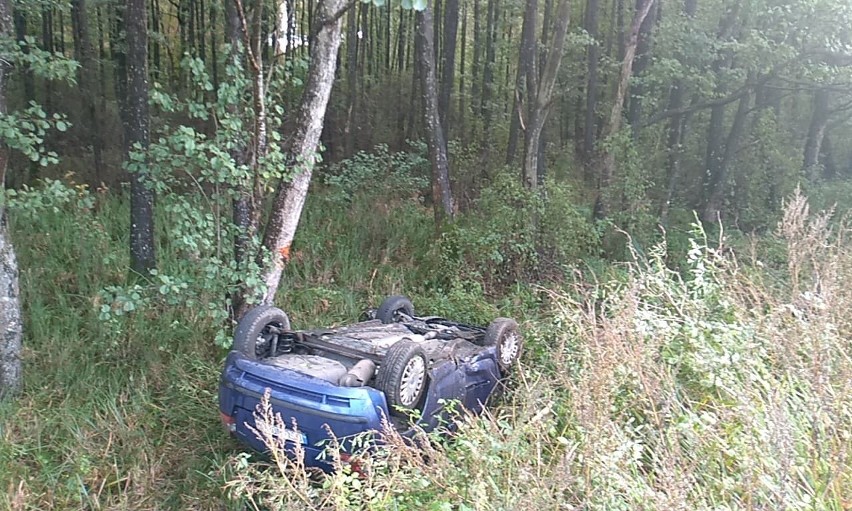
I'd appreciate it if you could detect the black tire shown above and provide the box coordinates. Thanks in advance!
[483,318,523,374]
[376,295,414,324]
[375,339,428,416]
[233,305,291,360]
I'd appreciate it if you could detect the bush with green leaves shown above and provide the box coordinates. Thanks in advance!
[108,55,305,342]
[321,143,430,203]
[0,35,77,173]
[440,170,601,292]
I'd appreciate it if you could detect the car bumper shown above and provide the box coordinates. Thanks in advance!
[219,351,390,469]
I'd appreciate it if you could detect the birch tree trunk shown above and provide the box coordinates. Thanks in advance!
[255,0,346,308]
[0,0,23,399]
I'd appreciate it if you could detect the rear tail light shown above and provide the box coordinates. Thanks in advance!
[339,452,364,475]
[220,412,236,434]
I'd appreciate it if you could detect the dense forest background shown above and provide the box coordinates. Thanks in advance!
[0,0,851,508]
[4,0,852,228]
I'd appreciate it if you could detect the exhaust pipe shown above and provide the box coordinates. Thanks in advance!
[339,359,376,387]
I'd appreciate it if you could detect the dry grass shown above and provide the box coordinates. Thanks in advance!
[226,192,852,510]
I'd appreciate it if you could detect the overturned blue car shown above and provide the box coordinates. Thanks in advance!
[218,296,523,470]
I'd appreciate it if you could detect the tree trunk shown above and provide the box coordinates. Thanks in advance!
[626,0,657,135]
[522,0,570,189]
[596,0,655,212]
[210,0,219,91]
[150,0,161,77]
[255,0,346,308]
[439,0,459,136]
[126,0,156,274]
[803,88,830,175]
[539,0,551,70]
[480,0,498,120]
[111,3,128,143]
[385,4,391,70]
[582,0,599,169]
[702,101,726,210]
[417,6,454,224]
[433,0,442,63]
[344,5,358,157]
[71,0,105,185]
[224,0,251,270]
[41,8,54,111]
[246,0,268,237]
[659,90,690,224]
[198,0,207,61]
[471,0,481,111]
[659,0,698,224]
[0,208,21,400]
[702,91,751,223]
[96,7,108,111]
[458,1,466,139]
[406,14,422,140]
[506,0,537,165]
[396,6,407,71]
[821,134,837,180]
[0,0,23,400]
[13,10,34,104]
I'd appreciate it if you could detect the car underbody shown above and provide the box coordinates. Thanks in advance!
[218,296,523,470]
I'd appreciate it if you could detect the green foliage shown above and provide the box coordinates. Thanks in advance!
[4,153,852,510]
[225,200,852,510]
[117,55,308,342]
[0,103,69,167]
[5,177,93,215]
[0,36,79,82]
[0,189,229,507]
[321,143,430,203]
[0,31,77,174]
[730,111,801,231]
[600,130,656,244]
[440,170,601,292]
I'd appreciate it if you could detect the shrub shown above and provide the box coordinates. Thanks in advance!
[439,170,601,292]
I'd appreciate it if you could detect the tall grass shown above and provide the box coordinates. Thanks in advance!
[2,174,849,510]
[0,173,449,509]
[227,190,852,510]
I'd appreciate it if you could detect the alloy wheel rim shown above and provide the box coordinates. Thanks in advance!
[500,332,520,366]
[399,356,426,406]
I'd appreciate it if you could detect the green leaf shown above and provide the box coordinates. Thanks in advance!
[412,0,426,9]
[55,120,68,132]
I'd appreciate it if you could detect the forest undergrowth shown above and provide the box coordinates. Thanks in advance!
[0,175,850,510]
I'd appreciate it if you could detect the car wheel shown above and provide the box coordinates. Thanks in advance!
[376,339,428,416]
[233,305,291,360]
[484,318,523,374]
[376,295,414,324]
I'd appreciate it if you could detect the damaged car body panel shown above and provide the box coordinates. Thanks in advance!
[218,296,522,470]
